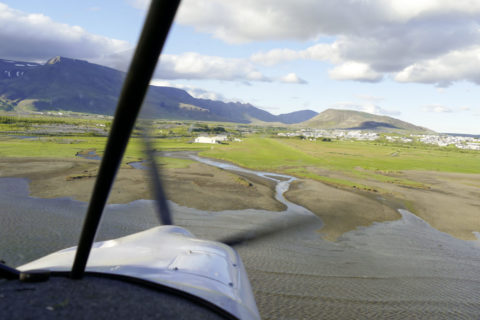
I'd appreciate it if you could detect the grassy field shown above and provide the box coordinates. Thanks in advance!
[2,133,478,180]
[0,114,111,134]
[0,135,209,165]
[1,122,479,240]
[0,111,478,188]
[200,137,480,189]
[202,137,480,173]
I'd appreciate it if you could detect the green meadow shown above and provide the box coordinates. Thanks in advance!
[200,137,480,189]
[202,137,480,173]
[0,115,111,133]
[0,113,478,191]
[0,135,207,166]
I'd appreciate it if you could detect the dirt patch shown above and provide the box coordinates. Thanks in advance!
[162,162,285,211]
[392,171,480,240]
[0,157,285,211]
[286,167,480,241]
[285,179,400,241]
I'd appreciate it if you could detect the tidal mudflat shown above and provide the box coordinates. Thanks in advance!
[1,155,480,319]
[1,132,480,318]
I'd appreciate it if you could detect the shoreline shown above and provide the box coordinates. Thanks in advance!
[0,155,478,241]
[0,156,286,211]
[284,179,401,241]
[1,175,479,319]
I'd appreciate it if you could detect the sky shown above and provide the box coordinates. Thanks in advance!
[1,1,479,134]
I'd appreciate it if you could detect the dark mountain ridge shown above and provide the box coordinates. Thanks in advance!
[0,57,315,124]
[301,108,433,132]
[0,57,430,132]
[277,110,318,124]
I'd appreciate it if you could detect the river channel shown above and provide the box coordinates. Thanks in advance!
[1,153,480,319]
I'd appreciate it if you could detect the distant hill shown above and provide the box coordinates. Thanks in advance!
[301,109,432,133]
[0,57,317,124]
[0,57,124,114]
[277,110,318,124]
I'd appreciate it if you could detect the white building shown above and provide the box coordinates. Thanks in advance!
[194,136,218,144]
[194,135,229,144]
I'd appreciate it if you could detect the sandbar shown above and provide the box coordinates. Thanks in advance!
[0,157,285,212]
[285,179,400,241]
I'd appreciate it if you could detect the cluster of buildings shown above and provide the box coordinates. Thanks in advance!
[277,129,379,141]
[413,134,480,150]
[276,129,480,151]
[194,135,242,144]
[385,136,413,143]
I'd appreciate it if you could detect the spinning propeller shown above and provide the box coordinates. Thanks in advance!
[140,126,318,247]
[67,0,317,280]
[1,0,319,283]
[141,128,172,226]
[71,0,181,279]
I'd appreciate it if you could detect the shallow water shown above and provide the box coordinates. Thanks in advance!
[190,154,313,215]
[127,160,147,169]
[76,150,101,160]
[1,169,480,319]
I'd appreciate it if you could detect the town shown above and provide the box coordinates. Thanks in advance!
[275,129,480,150]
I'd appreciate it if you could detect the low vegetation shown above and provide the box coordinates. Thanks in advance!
[200,137,480,191]
[1,114,479,240]
[0,113,478,191]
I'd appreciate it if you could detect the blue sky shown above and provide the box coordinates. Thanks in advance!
[1,0,479,134]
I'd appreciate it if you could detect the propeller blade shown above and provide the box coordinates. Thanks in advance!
[141,128,173,225]
[71,0,181,279]
[0,262,20,280]
[217,215,320,247]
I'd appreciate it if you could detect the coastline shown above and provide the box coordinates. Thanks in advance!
[0,157,285,211]
[284,179,400,241]
[1,176,480,319]
[0,155,478,241]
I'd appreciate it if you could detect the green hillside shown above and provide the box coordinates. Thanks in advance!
[301,109,432,133]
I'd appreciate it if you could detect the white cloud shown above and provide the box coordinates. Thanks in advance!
[150,80,227,101]
[279,73,307,84]
[250,43,340,66]
[169,0,480,85]
[0,3,130,62]
[422,105,453,113]
[329,62,383,82]
[174,0,439,43]
[250,48,302,66]
[150,52,312,84]
[0,2,308,84]
[99,50,309,84]
[5,0,480,87]
[156,52,270,82]
[395,46,480,86]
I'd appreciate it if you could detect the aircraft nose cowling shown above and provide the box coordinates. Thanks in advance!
[18,226,261,320]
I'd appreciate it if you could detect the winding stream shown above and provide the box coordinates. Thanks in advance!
[189,154,313,215]
[41,149,480,319]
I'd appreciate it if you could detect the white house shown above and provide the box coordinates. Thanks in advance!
[194,136,218,144]
[194,135,229,144]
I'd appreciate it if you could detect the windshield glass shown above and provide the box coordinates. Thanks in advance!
[0,1,479,319]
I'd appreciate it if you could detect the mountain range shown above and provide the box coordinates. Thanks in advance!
[0,56,431,132]
[0,57,316,124]
[302,108,431,132]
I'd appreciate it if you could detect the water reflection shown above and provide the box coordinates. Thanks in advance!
[1,158,479,319]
